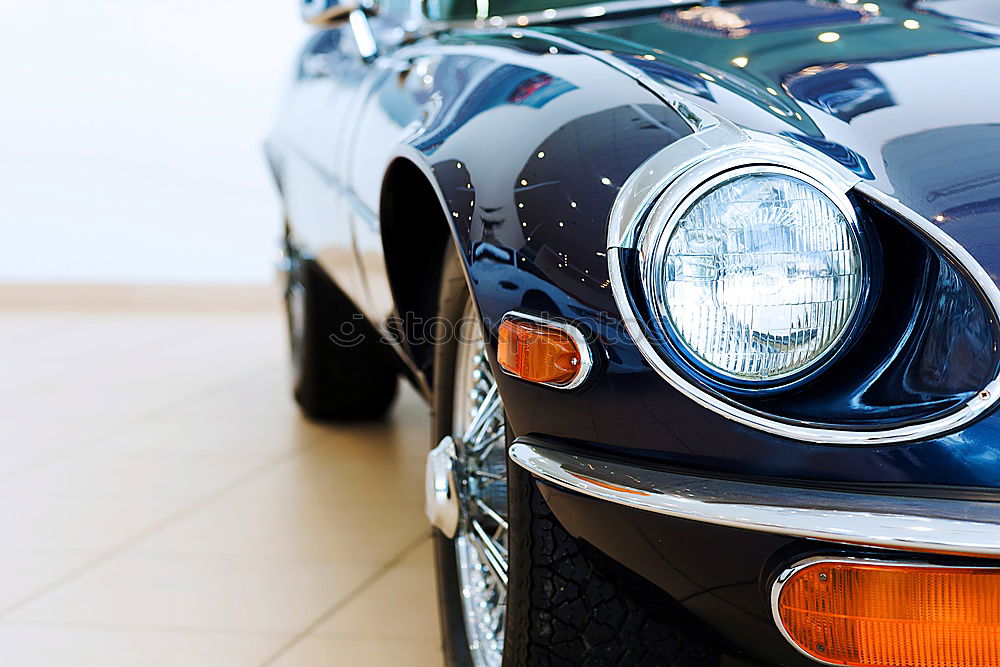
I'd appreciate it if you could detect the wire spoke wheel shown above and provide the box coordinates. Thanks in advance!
[452,300,507,667]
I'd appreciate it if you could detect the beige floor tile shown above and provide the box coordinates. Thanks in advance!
[0,314,285,420]
[106,411,307,456]
[97,368,425,461]
[0,554,92,611]
[154,362,301,423]
[261,441,428,504]
[0,495,177,555]
[70,364,305,459]
[9,555,378,634]
[0,622,284,667]
[125,466,429,563]
[0,314,118,394]
[0,447,278,505]
[269,635,443,667]
[126,391,431,563]
[402,536,436,568]
[0,415,112,450]
[0,417,112,480]
[0,302,443,667]
[314,539,439,640]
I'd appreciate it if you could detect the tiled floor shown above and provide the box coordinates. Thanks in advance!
[0,295,443,665]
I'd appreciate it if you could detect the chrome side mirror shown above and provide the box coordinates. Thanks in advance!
[348,6,379,63]
[301,0,379,63]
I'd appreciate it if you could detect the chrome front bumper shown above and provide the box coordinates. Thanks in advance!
[509,440,1000,557]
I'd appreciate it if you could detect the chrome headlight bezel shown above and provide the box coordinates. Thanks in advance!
[635,163,873,392]
[607,125,1000,446]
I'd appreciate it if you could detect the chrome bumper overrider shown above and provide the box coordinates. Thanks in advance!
[509,440,1000,557]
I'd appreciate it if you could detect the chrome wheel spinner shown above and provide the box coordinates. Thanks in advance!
[426,435,460,538]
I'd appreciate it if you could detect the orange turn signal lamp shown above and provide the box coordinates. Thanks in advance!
[497,314,591,389]
[774,558,1000,667]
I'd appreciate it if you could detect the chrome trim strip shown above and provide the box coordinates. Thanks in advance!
[606,128,1000,444]
[509,441,1000,556]
[770,556,1000,666]
[498,311,594,389]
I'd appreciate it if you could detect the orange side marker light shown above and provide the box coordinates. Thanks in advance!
[774,559,1000,667]
[497,316,588,388]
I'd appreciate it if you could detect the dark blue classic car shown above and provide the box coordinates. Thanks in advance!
[266,1,1000,664]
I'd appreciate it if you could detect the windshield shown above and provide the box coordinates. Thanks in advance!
[423,0,750,22]
[425,0,598,21]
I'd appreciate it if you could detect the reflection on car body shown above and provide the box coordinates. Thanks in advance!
[268,1,1000,665]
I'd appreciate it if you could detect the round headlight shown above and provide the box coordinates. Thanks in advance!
[641,168,864,384]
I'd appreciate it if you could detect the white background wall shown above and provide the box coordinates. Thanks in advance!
[0,1,308,284]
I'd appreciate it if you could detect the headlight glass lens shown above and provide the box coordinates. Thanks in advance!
[645,171,864,382]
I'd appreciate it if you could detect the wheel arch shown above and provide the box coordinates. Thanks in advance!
[380,154,464,385]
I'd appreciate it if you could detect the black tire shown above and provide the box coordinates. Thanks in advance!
[284,248,397,421]
[431,243,723,666]
[503,460,723,666]
[431,242,479,667]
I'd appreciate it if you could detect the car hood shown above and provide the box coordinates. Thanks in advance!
[541,0,1000,280]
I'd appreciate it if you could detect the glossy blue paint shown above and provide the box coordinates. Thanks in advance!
[267,1,1000,496]
[481,1,1000,492]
